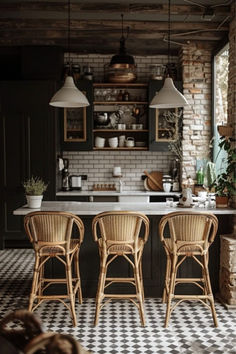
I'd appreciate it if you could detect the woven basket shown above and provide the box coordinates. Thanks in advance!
[217,125,233,137]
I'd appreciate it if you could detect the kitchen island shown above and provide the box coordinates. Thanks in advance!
[13,202,236,297]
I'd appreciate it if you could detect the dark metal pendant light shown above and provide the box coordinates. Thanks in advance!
[109,14,135,67]
[49,0,89,108]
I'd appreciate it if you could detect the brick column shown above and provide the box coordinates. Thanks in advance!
[179,44,212,179]
[228,2,236,213]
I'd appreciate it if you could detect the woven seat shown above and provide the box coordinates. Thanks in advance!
[24,211,84,327]
[92,211,150,326]
[159,211,218,327]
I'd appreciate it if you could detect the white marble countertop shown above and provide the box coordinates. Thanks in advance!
[13,201,236,216]
[56,190,181,196]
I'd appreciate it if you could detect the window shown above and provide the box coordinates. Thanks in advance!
[213,44,229,175]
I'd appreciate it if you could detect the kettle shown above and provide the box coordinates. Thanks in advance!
[69,175,82,190]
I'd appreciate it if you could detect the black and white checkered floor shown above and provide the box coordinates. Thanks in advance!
[0,249,236,354]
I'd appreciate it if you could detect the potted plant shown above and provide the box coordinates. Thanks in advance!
[23,176,48,208]
[210,136,236,207]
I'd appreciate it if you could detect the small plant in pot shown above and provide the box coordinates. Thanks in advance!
[23,176,48,208]
[210,136,236,207]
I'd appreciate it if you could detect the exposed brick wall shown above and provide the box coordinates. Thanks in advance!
[228,3,236,132]
[179,45,212,179]
[228,2,236,212]
[62,54,177,190]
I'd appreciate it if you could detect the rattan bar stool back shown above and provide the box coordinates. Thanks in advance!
[159,211,218,327]
[92,211,150,326]
[24,211,84,327]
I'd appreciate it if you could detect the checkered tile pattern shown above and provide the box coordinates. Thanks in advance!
[0,249,236,353]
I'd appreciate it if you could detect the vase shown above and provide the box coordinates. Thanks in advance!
[26,195,43,208]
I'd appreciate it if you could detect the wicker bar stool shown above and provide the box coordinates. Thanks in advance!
[92,211,150,326]
[24,211,84,327]
[159,211,218,327]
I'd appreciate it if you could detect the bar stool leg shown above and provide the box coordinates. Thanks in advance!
[139,257,145,303]
[164,254,177,328]
[29,255,40,311]
[163,253,171,303]
[203,254,218,327]
[74,249,82,304]
[94,254,107,326]
[134,253,145,326]
[65,255,77,327]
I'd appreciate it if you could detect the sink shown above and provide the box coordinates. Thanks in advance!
[118,195,149,203]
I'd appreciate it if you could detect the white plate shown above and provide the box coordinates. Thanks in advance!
[144,178,150,191]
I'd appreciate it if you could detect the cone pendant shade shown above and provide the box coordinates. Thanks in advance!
[49,76,89,108]
[149,77,188,109]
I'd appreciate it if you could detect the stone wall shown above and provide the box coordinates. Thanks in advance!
[179,44,212,179]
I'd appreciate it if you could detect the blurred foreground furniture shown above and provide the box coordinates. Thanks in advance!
[92,211,149,326]
[24,211,84,327]
[0,309,91,353]
[159,211,218,327]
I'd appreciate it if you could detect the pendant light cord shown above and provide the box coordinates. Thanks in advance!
[68,0,71,71]
[167,0,171,75]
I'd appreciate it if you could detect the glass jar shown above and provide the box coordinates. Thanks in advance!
[162,175,172,192]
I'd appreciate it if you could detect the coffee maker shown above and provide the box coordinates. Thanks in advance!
[62,158,70,191]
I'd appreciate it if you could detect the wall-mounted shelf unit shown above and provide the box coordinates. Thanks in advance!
[93,83,148,150]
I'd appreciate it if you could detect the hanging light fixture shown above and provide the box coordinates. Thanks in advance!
[49,0,89,108]
[149,0,188,109]
[109,14,135,67]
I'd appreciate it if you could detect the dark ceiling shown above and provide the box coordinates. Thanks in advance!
[0,0,232,55]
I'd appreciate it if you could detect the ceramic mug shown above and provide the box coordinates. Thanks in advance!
[119,135,126,147]
[95,136,105,148]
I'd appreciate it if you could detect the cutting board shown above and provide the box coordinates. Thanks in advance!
[144,170,163,191]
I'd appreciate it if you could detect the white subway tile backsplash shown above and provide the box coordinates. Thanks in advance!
[63,150,174,190]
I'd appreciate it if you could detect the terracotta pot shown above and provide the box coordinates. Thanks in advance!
[215,195,228,208]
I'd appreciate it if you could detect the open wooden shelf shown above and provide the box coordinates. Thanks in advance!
[93,147,148,151]
[93,129,148,132]
[93,83,148,87]
[94,101,148,105]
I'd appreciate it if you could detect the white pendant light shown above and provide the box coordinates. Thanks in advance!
[149,0,188,109]
[49,0,89,108]
[149,77,188,108]
[49,76,89,107]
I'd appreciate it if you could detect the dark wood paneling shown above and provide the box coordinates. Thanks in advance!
[0,81,59,248]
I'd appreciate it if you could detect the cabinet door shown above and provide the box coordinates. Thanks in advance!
[61,80,93,151]
[0,81,58,248]
[148,79,182,151]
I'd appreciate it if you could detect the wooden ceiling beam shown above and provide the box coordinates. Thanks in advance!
[0,2,230,16]
[0,19,229,32]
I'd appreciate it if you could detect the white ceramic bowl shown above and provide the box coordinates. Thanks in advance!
[108,137,118,148]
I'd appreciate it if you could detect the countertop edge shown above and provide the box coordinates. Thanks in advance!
[13,201,236,216]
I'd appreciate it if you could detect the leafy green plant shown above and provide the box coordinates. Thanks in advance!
[23,176,48,196]
[210,136,236,197]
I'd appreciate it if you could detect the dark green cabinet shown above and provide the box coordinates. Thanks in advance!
[0,81,59,248]
[61,80,93,151]
[148,79,182,151]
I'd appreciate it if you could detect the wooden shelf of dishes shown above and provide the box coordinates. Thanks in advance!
[93,83,149,150]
